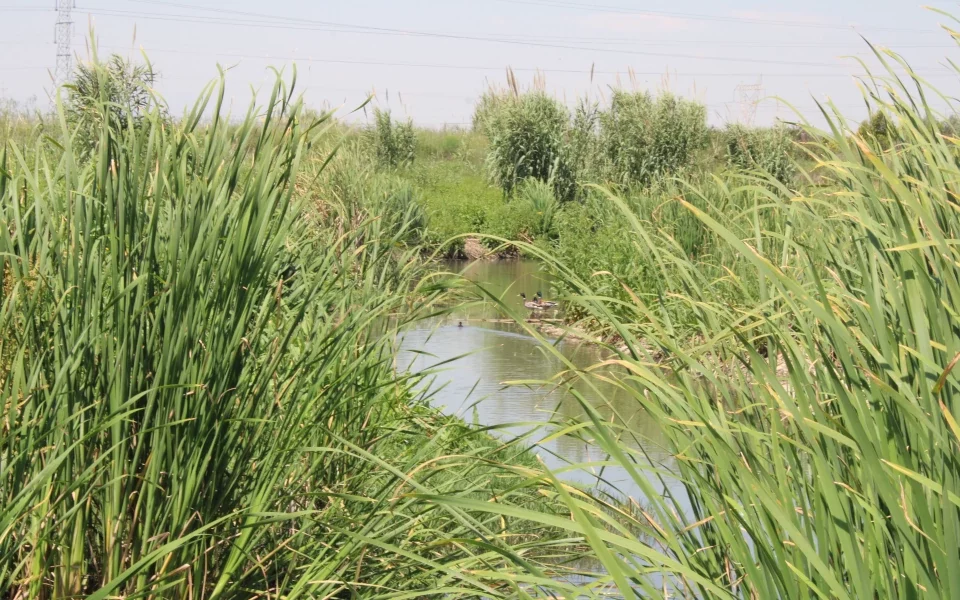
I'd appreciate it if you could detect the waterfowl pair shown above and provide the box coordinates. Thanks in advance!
[519,292,559,310]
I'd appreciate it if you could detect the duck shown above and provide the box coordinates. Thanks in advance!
[519,293,545,310]
[536,291,559,308]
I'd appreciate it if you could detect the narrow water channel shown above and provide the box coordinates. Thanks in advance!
[398,260,684,503]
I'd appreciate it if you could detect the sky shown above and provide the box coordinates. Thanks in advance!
[1,1,958,128]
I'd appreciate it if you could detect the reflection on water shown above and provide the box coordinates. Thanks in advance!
[398,260,683,500]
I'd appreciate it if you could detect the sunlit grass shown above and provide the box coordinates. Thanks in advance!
[0,53,575,598]
[457,30,960,599]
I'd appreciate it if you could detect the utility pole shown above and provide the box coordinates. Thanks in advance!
[55,0,75,86]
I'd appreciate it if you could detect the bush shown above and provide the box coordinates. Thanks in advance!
[0,98,43,149]
[568,97,601,187]
[306,146,424,247]
[857,110,897,150]
[533,52,960,597]
[417,129,463,160]
[64,54,162,154]
[483,91,576,200]
[2,58,576,597]
[372,107,417,167]
[472,89,508,137]
[723,124,797,184]
[598,90,708,186]
[518,178,559,239]
[415,161,504,255]
[938,114,960,137]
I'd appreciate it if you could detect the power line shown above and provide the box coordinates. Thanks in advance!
[76,5,860,69]
[9,39,953,82]
[2,32,949,52]
[78,41,960,79]
[2,2,948,49]
[480,0,936,34]
[123,0,938,35]
[105,0,957,48]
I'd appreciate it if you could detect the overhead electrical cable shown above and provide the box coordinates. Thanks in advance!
[480,0,936,34]
[77,5,861,69]
[123,0,939,35]
[82,42,958,79]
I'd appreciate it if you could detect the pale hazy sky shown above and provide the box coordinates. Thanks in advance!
[1,1,957,127]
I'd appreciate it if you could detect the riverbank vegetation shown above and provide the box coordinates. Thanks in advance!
[4,16,960,597]
[0,57,578,597]
[509,38,960,597]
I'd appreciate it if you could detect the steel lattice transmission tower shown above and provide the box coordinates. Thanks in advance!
[54,0,75,86]
[735,80,764,126]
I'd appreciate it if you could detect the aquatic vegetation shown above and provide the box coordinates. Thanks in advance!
[488,36,960,599]
[0,55,569,598]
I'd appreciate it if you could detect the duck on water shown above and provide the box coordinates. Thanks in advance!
[519,292,559,310]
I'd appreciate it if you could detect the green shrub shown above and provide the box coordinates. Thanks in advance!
[484,197,538,246]
[372,107,417,167]
[306,146,424,246]
[64,54,162,154]
[0,98,44,150]
[527,49,960,597]
[483,91,576,200]
[518,178,559,239]
[417,129,463,159]
[857,110,897,150]
[568,97,601,187]
[2,56,574,598]
[938,113,960,137]
[723,124,797,184]
[416,162,504,255]
[472,88,509,136]
[550,192,643,320]
[598,90,708,186]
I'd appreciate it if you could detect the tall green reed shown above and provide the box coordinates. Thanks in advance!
[0,54,570,598]
[437,28,960,599]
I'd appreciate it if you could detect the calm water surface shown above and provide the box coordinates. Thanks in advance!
[398,260,684,501]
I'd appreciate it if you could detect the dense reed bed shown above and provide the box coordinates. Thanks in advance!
[0,58,570,598]
[467,39,960,598]
[5,21,960,599]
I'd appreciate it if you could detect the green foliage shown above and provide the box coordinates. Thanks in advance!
[0,98,43,148]
[415,128,488,167]
[472,88,509,136]
[307,146,425,247]
[568,97,601,186]
[723,124,797,184]
[598,90,709,186]
[417,129,462,159]
[483,91,577,200]
[64,53,161,154]
[371,107,417,167]
[938,113,960,137]
[0,57,568,598]
[550,177,744,328]
[857,110,897,150]
[415,160,535,255]
[518,177,560,239]
[490,39,960,599]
